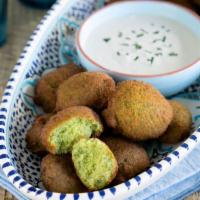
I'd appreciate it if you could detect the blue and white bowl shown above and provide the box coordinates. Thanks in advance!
[0,0,200,199]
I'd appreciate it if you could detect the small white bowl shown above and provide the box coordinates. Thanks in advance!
[76,1,200,96]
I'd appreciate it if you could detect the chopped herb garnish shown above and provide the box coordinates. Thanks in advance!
[118,32,123,37]
[126,53,129,56]
[161,25,165,29]
[134,56,139,61]
[121,43,129,46]
[152,39,160,43]
[153,31,159,34]
[116,51,121,56]
[136,33,144,38]
[169,52,178,56]
[131,30,136,34]
[162,36,166,42]
[157,47,162,50]
[125,37,131,40]
[155,52,163,56]
[152,36,167,43]
[140,28,148,34]
[103,38,111,42]
[145,50,152,54]
[133,43,142,50]
[147,57,154,64]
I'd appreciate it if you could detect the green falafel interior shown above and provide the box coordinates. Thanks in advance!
[49,118,102,154]
[72,138,118,190]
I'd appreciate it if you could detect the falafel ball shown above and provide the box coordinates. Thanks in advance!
[41,154,86,193]
[159,100,192,144]
[56,72,116,111]
[34,63,84,112]
[102,81,173,141]
[72,138,118,190]
[102,136,150,184]
[42,106,103,154]
[26,114,52,155]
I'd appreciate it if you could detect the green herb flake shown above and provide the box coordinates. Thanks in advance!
[147,57,154,64]
[161,25,165,29]
[169,52,178,56]
[131,30,136,34]
[162,36,166,42]
[136,33,144,38]
[103,38,111,42]
[118,32,123,37]
[116,51,121,56]
[125,37,131,40]
[126,52,129,56]
[134,56,139,61]
[157,47,162,50]
[152,39,159,43]
[140,28,148,34]
[133,43,142,50]
[153,31,159,34]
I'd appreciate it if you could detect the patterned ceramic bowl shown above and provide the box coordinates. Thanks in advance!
[0,0,200,200]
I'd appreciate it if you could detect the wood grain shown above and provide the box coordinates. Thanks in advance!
[0,0,199,199]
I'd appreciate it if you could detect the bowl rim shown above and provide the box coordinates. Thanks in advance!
[0,0,200,199]
[77,0,200,78]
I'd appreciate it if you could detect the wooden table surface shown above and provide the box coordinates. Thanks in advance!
[0,0,199,199]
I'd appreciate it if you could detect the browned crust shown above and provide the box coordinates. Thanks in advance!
[34,63,85,112]
[41,154,87,193]
[102,136,150,184]
[159,100,192,144]
[102,80,173,141]
[72,138,118,191]
[25,114,52,155]
[41,106,103,154]
[56,72,116,111]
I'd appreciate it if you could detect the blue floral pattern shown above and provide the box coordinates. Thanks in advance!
[0,0,200,200]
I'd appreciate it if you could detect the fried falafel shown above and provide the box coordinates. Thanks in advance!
[34,63,84,112]
[56,72,116,111]
[42,106,103,154]
[41,154,86,193]
[72,138,118,190]
[26,114,52,155]
[102,81,173,141]
[102,136,150,184]
[160,100,192,144]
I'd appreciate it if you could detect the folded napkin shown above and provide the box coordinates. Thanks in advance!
[1,142,200,200]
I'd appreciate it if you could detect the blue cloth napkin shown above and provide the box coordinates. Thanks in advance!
[1,143,200,200]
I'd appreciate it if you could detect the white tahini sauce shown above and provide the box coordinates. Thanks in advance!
[83,15,200,75]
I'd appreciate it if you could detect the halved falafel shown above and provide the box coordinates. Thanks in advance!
[34,63,84,112]
[42,106,103,154]
[102,81,173,141]
[41,154,86,193]
[56,72,116,111]
[159,100,192,144]
[72,138,118,190]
